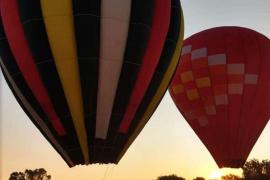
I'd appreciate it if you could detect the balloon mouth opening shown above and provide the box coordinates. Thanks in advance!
[217,159,245,169]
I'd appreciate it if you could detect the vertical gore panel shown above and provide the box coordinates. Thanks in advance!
[237,30,261,162]
[96,0,155,163]
[1,0,66,135]
[104,0,155,153]
[226,29,245,164]
[72,0,101,162]
[96,0,132,139]
[0,23,74,166]
[118,0,171,133]
[17,0,84,164]
[240,34,270,164]
[116,1,184,162]
[40,0,89,163]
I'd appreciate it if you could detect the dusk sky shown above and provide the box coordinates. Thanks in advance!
[1,0,270,179]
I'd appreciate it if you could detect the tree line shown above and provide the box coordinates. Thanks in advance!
[156,159,270,180]
[9,168,51,180]
[9,159,270,180]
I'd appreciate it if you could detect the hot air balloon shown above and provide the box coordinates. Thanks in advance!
[0,0,184,166]
[169,27,270,168]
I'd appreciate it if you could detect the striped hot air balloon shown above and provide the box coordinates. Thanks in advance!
[0,0,184,166]
[170,27,270,168]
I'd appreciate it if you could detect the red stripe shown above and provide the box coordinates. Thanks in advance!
[118,0,171,133]
[0,0,66,135]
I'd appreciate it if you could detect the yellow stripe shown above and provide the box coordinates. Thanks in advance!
[40,0,89,164]
[116,8,185,163]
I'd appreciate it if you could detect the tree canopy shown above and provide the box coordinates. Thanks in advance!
[221,174,242,180]
[242,159,270,180]
[193,177,205,180]
[155,159,270,180]
[156,174,185,180]
[9,168,51,180]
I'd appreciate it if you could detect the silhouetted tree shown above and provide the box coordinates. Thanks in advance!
[261,160,270,176]
[193,177,205,180]
[9,168,51,180]
[242,159,270,180]
[9,172,25,180]
[221,174,242,180]
[156,174,185,180]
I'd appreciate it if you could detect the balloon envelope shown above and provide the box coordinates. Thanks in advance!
[170,27,270,168]
[0,0,184,166]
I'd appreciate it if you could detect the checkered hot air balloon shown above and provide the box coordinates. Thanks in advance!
[0,0,184,166]
[170,27,270,168]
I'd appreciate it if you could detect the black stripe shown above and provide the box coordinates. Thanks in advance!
[72,0,101,163]
[0,66,75,167]
[110,0,182,162]
[93,0,155,163]
[0,22,81,165]
[15,0,84,164]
